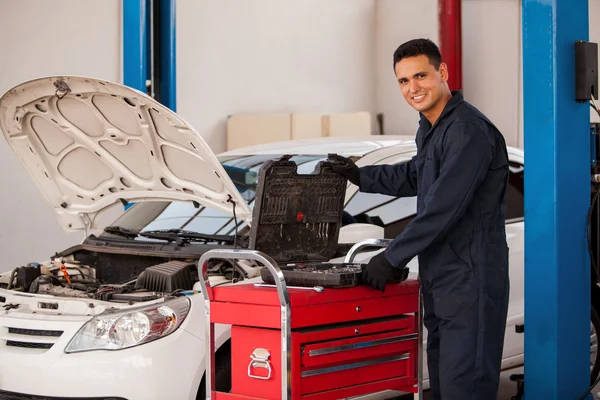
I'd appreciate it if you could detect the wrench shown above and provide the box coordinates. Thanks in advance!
[254,283,324,292]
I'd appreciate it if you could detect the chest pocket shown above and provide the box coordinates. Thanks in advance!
[421,146,440,187]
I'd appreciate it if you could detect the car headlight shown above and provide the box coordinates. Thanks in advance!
[65,297,190,353]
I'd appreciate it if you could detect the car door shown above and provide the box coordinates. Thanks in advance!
[500,161,525,365]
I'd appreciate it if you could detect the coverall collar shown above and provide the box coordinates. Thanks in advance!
[419,90,464,137]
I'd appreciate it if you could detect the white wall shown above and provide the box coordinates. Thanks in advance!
[462,0,522,148]
[0,0,121,271]
[375,0,439,137]
[176,0,377,152]
[374,0,522,148]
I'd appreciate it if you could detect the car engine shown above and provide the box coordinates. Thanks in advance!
[0,254,259,304]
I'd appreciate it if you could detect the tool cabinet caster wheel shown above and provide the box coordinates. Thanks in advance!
[509,373,524,400]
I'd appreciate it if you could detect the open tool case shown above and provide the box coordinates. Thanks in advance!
[251,155,408,288]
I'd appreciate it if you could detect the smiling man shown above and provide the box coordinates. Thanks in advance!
[332,39,510,399]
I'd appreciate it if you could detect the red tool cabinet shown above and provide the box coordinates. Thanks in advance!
[199,248,422,400]
[198,156,422,399]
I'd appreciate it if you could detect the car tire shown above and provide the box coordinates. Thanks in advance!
[197,342,232,399]
[591,303,600,385]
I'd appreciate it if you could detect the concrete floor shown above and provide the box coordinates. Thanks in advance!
[418,367,524,400]
[418,366,599,400]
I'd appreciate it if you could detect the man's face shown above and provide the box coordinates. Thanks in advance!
[394,54,448,114]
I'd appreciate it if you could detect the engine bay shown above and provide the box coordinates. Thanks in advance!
[0,248,262,304]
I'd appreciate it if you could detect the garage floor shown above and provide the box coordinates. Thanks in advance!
[418,366,599,400]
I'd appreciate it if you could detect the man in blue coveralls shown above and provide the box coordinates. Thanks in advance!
[332,39,510,400]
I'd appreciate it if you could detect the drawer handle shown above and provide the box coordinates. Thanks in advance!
[308,332,416,357]
[302,353,410,377]
[248,348,272,380]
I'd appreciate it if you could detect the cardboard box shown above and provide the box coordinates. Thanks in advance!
[226,111,373,151]
[290,113,325,140]
[325,111,372,137]
[226,113,291,151]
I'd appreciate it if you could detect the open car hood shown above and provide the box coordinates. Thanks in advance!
[0,76,252,231]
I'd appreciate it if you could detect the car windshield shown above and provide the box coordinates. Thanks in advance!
[102,154,330,238]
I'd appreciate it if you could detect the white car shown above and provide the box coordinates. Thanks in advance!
[0,76,596,400]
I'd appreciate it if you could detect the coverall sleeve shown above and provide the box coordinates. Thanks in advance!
[383,122,493,268]
[358,156,419,197]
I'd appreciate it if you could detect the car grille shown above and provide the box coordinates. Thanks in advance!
[0,390,127,400]
[8,328,63,337]
[6,340,54,349]
[1,327,64,351]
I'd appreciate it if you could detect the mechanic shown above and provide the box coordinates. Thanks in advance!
[332,38,510,400]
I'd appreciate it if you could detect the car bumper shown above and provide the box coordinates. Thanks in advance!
[0,390,126,400]
[0,326,204,400]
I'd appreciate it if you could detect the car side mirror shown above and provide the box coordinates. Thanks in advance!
[338,223,384,244]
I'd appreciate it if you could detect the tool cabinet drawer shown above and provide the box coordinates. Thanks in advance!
[299,320,418,396]
[300,351,414,395]
[301,329,417,368]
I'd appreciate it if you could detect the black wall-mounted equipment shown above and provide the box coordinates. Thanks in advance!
[575,41,598,102]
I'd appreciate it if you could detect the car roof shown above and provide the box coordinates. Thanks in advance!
[218,135,524,165]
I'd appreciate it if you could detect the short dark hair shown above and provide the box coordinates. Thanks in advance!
[393,38,442,70]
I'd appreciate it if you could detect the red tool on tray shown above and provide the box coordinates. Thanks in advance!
[199,155,423,399]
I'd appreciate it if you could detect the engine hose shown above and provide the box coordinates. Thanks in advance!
[6,268,18,290]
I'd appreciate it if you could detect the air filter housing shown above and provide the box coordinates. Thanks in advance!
[135,261,194,293]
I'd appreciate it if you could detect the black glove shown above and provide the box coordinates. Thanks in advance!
[329,154,361,187]
[362,251,399,292]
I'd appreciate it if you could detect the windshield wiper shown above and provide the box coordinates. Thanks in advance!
[141,229,247,246]
[103,226,139,238]
[137,231,186,245]
[103,226,185,245]
[104,227,245,247]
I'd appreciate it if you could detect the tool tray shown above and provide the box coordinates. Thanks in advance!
[250,155,407,288]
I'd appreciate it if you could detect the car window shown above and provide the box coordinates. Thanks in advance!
[506,162,524,221]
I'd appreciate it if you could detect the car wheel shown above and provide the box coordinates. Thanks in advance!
[591,304,600,384]
[197,342,232,399]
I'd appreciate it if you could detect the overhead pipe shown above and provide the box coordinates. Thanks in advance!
[438,0,462,91]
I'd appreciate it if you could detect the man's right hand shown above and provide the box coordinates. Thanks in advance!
[329,154,361,187]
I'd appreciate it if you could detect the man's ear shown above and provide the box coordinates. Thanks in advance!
[439,62,449,83]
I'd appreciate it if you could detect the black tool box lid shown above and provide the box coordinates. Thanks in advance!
[248,154,347,264]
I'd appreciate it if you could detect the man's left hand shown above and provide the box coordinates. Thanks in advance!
[362,251,398,292]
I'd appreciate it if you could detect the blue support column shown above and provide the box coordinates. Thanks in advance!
[158,0,176,111]
[122,0,148,211]
[523,1,591,399]
[123,0,148,93]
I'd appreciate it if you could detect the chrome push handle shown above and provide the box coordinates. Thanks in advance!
[198,249,291,399]
[344,238,393,263]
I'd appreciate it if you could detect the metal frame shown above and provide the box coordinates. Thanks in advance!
[198,249,292,399]
[344,238,423,399]
[199,240,423,399]
[344,238,392,263]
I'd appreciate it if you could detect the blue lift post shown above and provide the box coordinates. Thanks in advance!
[158,0,176,112]
[523,0,591,398]
[122,0,148,212]
[122,0,148,94]
[122,0,175,211]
